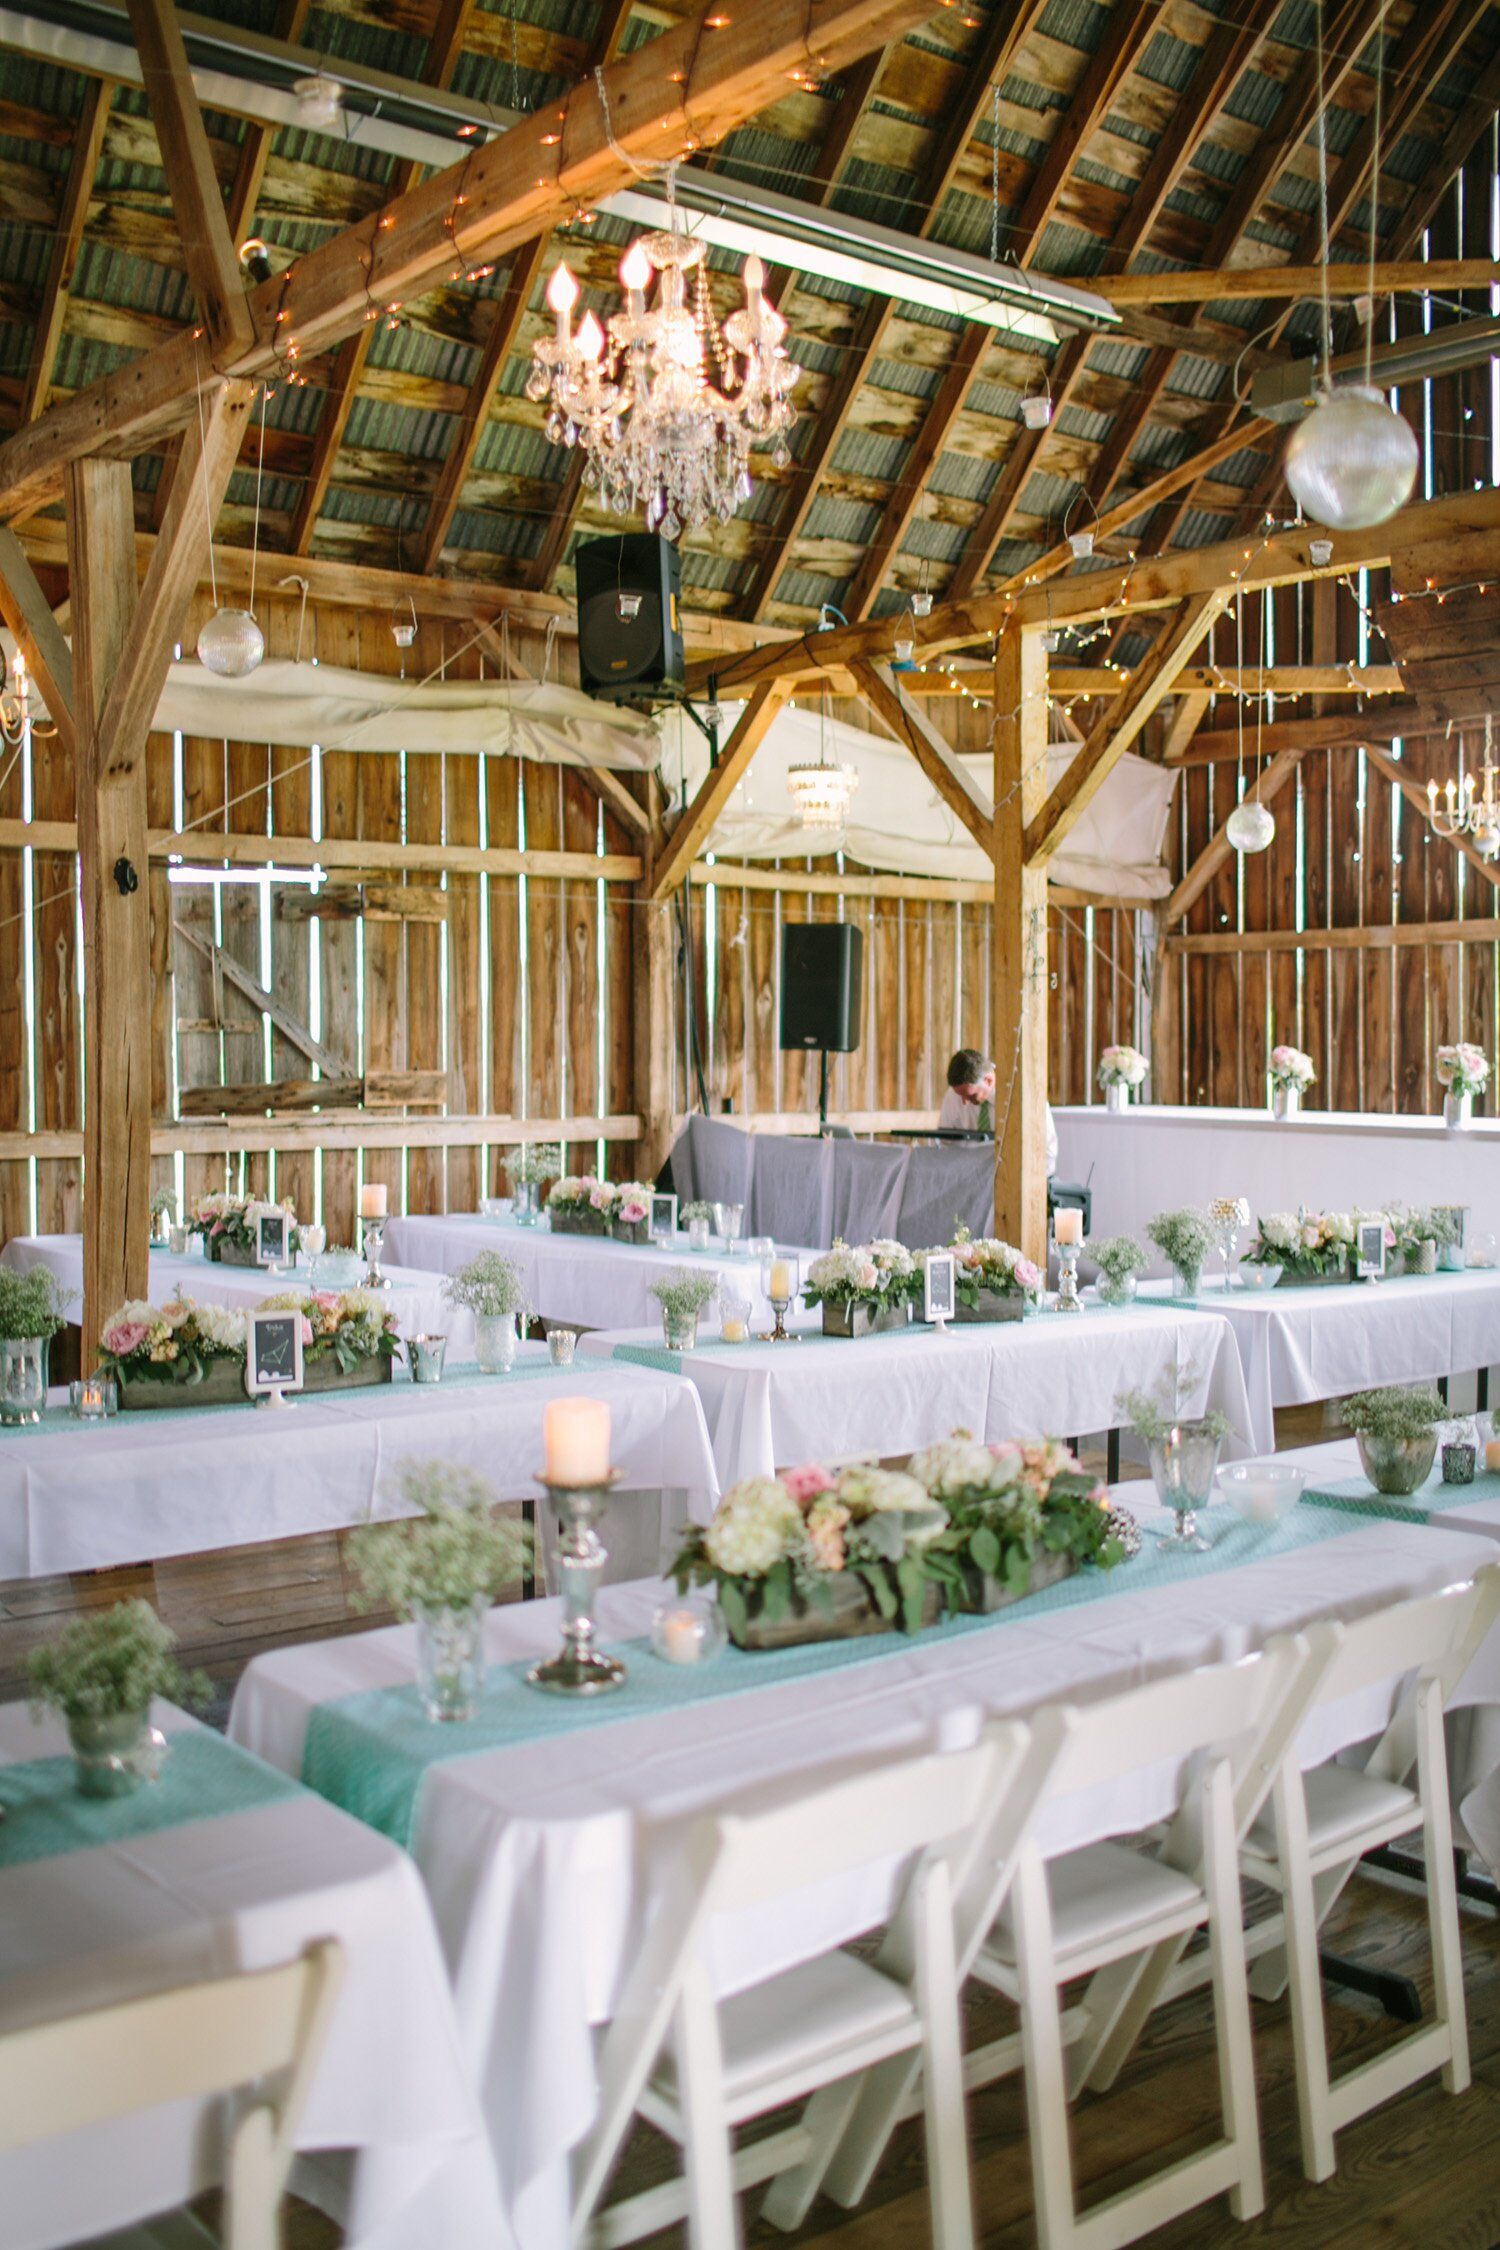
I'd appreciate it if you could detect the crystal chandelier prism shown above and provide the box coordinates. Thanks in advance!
[787,692,858,831]
[527,181,799,539]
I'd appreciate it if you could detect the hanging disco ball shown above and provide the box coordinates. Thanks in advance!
[1226,799,1276,854]
[197,607,264,679]
[1284,384,1418,531]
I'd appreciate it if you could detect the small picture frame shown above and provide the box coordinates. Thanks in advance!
[924,1251,957,1327]
[1355,1219,1387,1281]
[244,1307,303,1404]
[650,1192,678,1243]
[255,1207,291,1269]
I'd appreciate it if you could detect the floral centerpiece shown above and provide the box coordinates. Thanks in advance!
[1437,1042,1489,1126]
[949,1227,1042,1324]
[649,1268,720,1350]
[1342,1384,1446,1496]
[1386,1203,1438,1276]
[610,1180,655,1246]
[29,1598,211,1798]
[443,1251,528,1373]
[1087,1233,1148,1308]
[1268,1044,1315,1117]
[670,1462,946,1647]
[1242,1209,1354,1286]
[0,1266,69,1425]
[911,1435,1128,1614]
[547,1173,616,1237]
[1097,1044,1148,1110]
[98,1289,400,1408]
[803,1238,919,1338]
[187,1191,301,1268]
[1145,1208,1217,1301]
[349,1461,530,1721]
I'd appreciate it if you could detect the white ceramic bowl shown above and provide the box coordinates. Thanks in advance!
[1218,1460,1305,1526]
[1238,1262,1282,1291]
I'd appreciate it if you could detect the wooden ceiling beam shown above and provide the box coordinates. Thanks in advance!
[0,0,945,521]
[419,236,549,573]
[0,526,75,757]
[125,0,250,353]
[849,657,995,852]
[1025,591,1226,861]
[1091,256,1500,307]
[649,681,791,897]
[1388,40,1500,261]
[225,0,313,244]
[20,80,111,428]
[842,323,990,620]
[1172,703,1422,763]
[1010,0,1161,245]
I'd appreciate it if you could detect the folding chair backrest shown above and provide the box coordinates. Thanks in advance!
[0,1939,343,2155]
[1044,1639,1305,1805]
[1302,1563,1500,1710]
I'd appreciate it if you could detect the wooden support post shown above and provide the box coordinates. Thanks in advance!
[67,460,148,1353]
[993,623,1049,1266]
[633,896,677,1184]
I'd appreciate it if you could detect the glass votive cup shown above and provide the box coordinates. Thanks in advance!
[1443,1440,1477,1486]
[650,1596,728,1667]
[300,1224,326,1262]
[410,1334,448,1385]
[746,1235,774,1263]
[547,1328,577,1367]
[719,1293,752,1344]
[69,1376,116,1421]
[167,1224,191,1256]
[479,1196,507,1219]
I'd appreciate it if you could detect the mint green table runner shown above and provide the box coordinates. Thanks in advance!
[0,1728,302,1870]
[614,1302,1133,1379]
[302,1500,1380,1850]
[1304,1466,1500,1525]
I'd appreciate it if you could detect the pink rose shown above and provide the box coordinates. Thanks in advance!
[783,1463,836,1507]
[805,1499,850,1571]
[102,1320,148,1357]
[311,1290,341,1314]
[300,1316,315,1345]
[1015,1258,1042,1291]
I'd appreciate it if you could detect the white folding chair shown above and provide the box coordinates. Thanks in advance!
[1240,1562,1500,2181]
[570,1725,1031,2250]
[0,1939,344,2250]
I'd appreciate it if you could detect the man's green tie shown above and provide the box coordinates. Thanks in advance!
[977,1099,992,1134]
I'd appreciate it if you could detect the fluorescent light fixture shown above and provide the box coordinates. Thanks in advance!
[1252,315,1500,421]
[609,170,1120,343]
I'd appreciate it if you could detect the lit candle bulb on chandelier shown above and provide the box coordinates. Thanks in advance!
[575,310,605,363]
[620,240,651,305]
[546,260,578,338]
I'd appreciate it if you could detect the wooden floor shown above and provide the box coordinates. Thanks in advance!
[10,1397,1500,2247]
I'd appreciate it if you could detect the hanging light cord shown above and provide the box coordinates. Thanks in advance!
[1314,0,1334,387]
[249,380,268,619]
[193,346,219,611]
[1365,0,1388,385]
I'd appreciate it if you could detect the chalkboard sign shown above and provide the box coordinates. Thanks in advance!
[245,1308,304,1403]
[650,1192,678,1243]
[256,1208,291,1269]
[924,1251,957,1325]
[1356,1219,1387,1281]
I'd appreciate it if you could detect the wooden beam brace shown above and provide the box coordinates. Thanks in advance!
[125,0,249,352]
[584,763,653,837]
[1163,746,1305,922]
[849,657,994,852]
[1389,42,1500,261]
[1174,703,1422,764]
[21,80,110,426]
[1,0,947,520]
[1011,0,1161,242]
[1364,741,1500,889]
[0,528,74,757]
[1025,593,1226,861]
[1093,256,1500,310]
[1167,915,1500,956]
[175,921,350,1075]
[0,819,643,884]
[419,236,550,573]
[649,681,790,898]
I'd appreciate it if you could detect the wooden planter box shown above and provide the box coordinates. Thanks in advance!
[1275,1261,1351,1288]
[954,1288,1029,1324]
[729,1571,942,1649]
[206,1238,260,1268]
[819,1299,912,1339]
[956,1547,1076,1614]
[611,1219,650,1246]
[118,1352,393,1410]
[549,1209,607,1237]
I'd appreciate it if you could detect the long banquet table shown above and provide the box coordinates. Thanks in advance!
[0,1234,480,1360]
[0,1700,509,2250]
[1137,1267,1500,1452]
[0,1349,718,1579]
[382,1211,815,1331]
[230,1497,1500,2250]
[577,1298,1254,1482]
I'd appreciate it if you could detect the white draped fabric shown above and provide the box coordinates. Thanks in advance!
[0,1703,510,2250]
[231,1513,1500,2250]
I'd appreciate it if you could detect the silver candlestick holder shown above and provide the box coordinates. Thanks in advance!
[527,1469,626,1696]
[1055,1240,1082,1314]
[361,1216,391,1289]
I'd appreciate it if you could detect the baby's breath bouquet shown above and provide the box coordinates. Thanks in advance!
[442,1251,529,1322]
[0,1265,68,1342]
[1146,1208,1216,1295]
[671,1463,946,1644]
[1087,1234,1148,1306]
[349,1462,530,1616]
[29,1599,209,1723]
[509,1143,561,1187]
[650,1267,719,1347]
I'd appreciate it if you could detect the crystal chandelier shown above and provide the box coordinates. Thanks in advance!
[527,182,799,539]
[787,694,858,832]
[0,648,30,744]
[1427,717,1500,858]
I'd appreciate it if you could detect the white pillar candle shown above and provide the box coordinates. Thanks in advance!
[767,1258,793,1300]
[544,1396,611,1485]
[659,1608,705,1664]
[1053,1207,1083,1247]
[359,1182,389,1219]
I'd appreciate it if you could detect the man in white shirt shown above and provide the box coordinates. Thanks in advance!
[938,1048,1058,1175]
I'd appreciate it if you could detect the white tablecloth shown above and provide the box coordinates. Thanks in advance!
[382,1213,814,1333]
[1054,1101,1500,1253]
[0,1701,508,2250]
[578,1299,1254,1483]
[231,1509,1498,2250]
[0,1349,718,1579]
[0,1236,478,1361]
[1137,1270,1500,1453]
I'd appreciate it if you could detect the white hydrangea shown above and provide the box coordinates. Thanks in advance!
[108,1298,156,1331]
[807,1242,865,1293]
[907,1435,1005,1499]
[1326,1211,1356,1245]
[339,1288,389,1324]
[1260,1211,1300,1252]
[194,1302,247,1353]
[703,1476,802,1576]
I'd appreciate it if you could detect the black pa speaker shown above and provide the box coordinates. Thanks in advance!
[779,923,864,1053]
[575,533,684,705]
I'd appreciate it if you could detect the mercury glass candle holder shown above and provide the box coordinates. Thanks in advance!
[361,1215,390,1289]
[1147,1419,1223,1553]
[759,1249,799,1343]
[528,1469,626,1696]
[1055,1240,1082,1315]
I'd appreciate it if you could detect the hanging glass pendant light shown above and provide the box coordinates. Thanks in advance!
[1227,798,1276,854]
[197,607,264,677]
[787,691,858,832]
[1284,384,1418,531]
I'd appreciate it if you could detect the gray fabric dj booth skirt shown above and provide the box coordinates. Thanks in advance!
[668,1115,994,1252]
